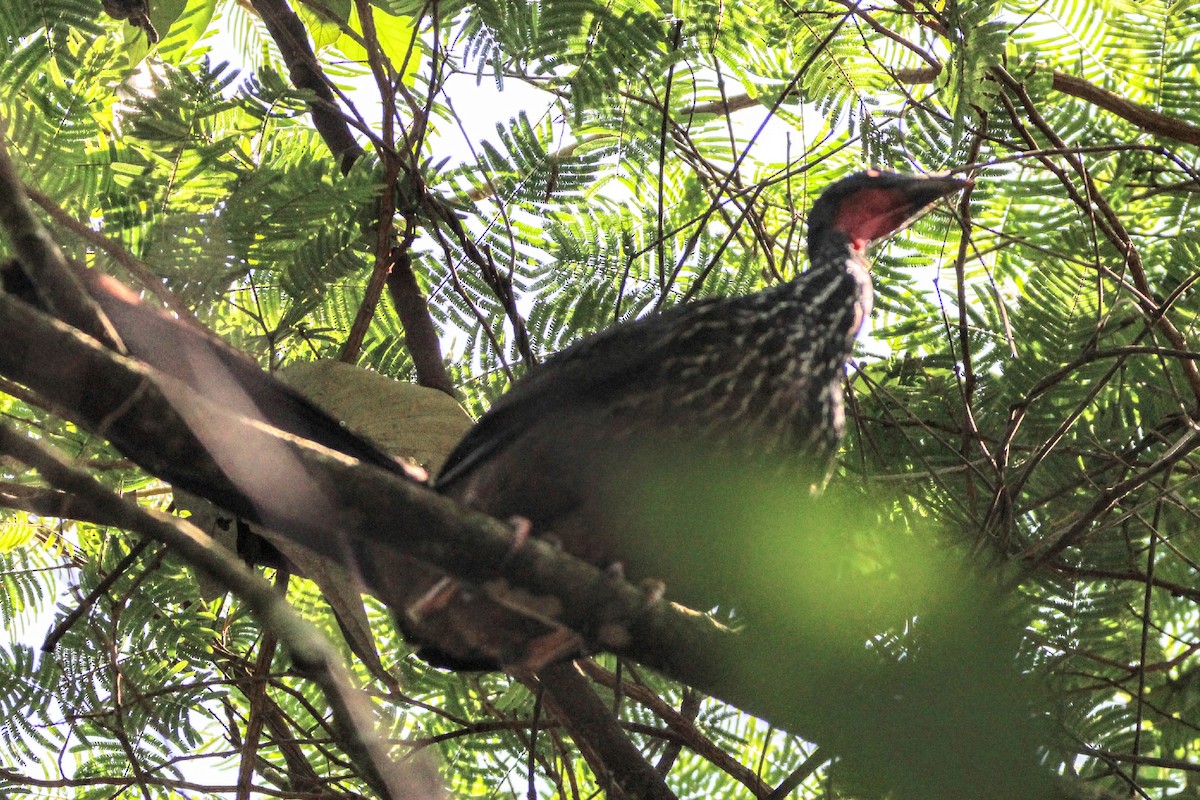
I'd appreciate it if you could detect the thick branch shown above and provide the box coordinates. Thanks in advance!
[537,661,677,800]
[0,291,733,682]
[249,0,365,172]
[0,481,131,527]
[0,422,443,800]
[1050,72,1200,148]
[385,243,455,396]
[0,292,1056,800]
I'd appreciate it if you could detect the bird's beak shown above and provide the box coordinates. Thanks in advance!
[872,174,972,245]
[897,175,972,220]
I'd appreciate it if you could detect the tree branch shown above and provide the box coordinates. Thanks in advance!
[537,661,677,800]
[0,289,1057,800]
[23,184,195,321]
[248,0,455,394]
[0,289,733,681]
[1050,72,1200,148]
[698,66,1200,151]
[0,422,444,800]
[249,0,365,173]
[385,242,456,396]
[0,132,122,349]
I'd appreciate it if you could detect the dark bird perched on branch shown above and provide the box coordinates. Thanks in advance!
[405,170,970,669]
[1,170,965,673]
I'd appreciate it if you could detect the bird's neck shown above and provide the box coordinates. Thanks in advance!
[845,250,873,336]
[802,230,874,338]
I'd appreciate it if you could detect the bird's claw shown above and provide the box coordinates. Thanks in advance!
[406,576,460,622]
[603,561,626,581]
[497,515,535,569]
[507,515,533,549]
[602,562,666,604]
[639,578,667,605]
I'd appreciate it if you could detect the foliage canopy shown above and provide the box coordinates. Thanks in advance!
[3,0,1200,798]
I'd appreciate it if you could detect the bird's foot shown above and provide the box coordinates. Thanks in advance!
[602,561,666,604]
[406,576,460,622]
[639,578,667,605]
[591,577,669,652]
[507,515,533,547]
[497,515,535,570]
[511,628,586,673]
[603,560,625,581]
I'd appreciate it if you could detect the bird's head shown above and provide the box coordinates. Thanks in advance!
[806,170,970,261]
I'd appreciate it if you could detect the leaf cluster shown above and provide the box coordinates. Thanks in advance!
[5,0,1200,797]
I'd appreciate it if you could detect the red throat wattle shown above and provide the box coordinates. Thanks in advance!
[833,187,918,251]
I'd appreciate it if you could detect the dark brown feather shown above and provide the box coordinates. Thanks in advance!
[408,171,968,669]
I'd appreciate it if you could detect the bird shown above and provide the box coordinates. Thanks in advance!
[397,169,970,669]
[3,171,966,671]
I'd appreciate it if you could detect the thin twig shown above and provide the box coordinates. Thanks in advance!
[41,539,153,652]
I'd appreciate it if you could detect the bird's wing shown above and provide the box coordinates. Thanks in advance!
[435,299,721,490]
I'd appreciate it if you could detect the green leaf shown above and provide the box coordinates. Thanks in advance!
[339,3,419,83]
